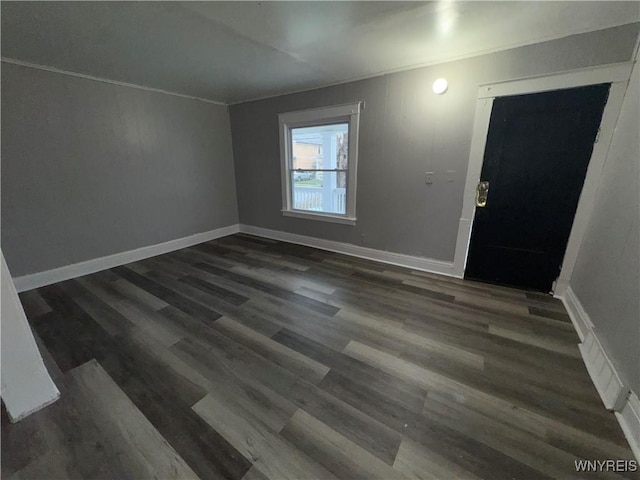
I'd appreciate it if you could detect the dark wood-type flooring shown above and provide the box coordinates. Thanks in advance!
[2,234,635,479]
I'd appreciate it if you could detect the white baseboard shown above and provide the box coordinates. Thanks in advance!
[553,277,569,298]
[559,285,594,342]
[12,224,240,292]
[239,224,457,277]
[559,285,639,461]
[616,392,640,461]
[579,331,630,411]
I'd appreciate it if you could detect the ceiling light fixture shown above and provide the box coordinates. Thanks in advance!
[432,78,448,95]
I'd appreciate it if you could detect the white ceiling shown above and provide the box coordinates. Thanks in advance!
[2,1,639,104]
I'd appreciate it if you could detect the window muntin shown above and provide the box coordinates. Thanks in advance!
[279,103,360,224]
[290,123,348,215]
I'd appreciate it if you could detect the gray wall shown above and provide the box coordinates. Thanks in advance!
[569,54,640,394]
[2,63,239,277]
[230,24,639,262]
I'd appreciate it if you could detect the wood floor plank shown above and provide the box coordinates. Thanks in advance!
[152,304,217,340]
[345,339,630,453]
[336,308,485,369]
[234,263,336,296]
[351,269,456,302]
[17,289,52,318]
[74,273,182,345]
[112,299,183,346]
[144,267,259,325]
[241,465,271,480]
[112,266,223,322]
[401,411,557,480]
[69,359,199,480]
[402,313,586,376]
[32,330,63,382]
[194,395,339,480]
[99,337,252,480]
[421,394,635,480]
[58,278,132,336]
[487,324,581,358]
[213,316,330,383]
[179,322,401,465]
[193,261,341,317]
[404,346,618,438]
[279,409,405,480]
[3,371,137,480]
[272,328,428,415]
[170,336,299,433]
[245,252,310,272]
[393,438,484,480]
[1,404,49,478]
[171,341,298,432]
[172,329,301,401]
[111,277,169,310]
[343,340,544,438]
[318,369,423,432]
[8,233,634,480]
[241,297,350,351]
[224,306,284,338]
[77,275,131,311]
[283,379,403,466]
[529,306,572,323]
[179,274,250,306]
[31,282,250,480]
[124,260,152,274]
[32,283,120,372]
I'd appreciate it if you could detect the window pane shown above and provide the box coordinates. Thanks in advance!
[291,123,348,171]
[291,171,347,215]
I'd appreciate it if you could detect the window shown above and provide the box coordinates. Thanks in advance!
[278,102,360,225]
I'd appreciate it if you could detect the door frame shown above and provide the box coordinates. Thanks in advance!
[452,62,634,296]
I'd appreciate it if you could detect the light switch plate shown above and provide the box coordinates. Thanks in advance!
[425,172,434,184]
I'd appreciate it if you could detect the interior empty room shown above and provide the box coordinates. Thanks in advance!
[1,1,639,479]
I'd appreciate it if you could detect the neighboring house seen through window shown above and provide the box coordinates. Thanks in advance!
[278,102,360,225]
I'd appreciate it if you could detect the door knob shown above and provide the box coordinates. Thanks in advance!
[476,181,489,207]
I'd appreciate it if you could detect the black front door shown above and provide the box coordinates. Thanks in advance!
[465,84,610,292]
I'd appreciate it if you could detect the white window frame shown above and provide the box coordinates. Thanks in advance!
[278,102,361,225]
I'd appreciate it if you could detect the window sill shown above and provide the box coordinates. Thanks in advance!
[282,210,356,225]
